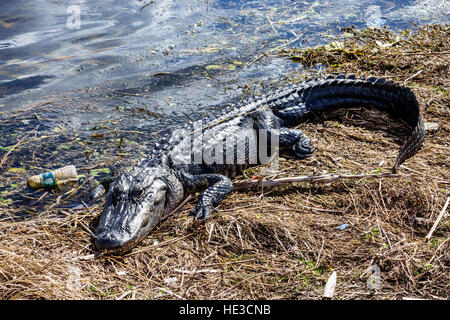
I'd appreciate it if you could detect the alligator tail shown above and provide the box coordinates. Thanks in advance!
[294,74,425,173]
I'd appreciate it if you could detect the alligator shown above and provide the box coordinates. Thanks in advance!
[94,74,425,255]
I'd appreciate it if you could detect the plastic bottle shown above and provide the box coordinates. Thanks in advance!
[27,165,78,189]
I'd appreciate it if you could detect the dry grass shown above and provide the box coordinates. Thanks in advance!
[0,25,448,300]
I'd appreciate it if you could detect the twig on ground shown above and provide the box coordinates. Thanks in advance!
[78,221,98,240]
[156,287,183,299]
[233,173,404,191]
[403,69,424,85]
[425,197,449,242]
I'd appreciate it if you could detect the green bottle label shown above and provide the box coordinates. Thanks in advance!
[41,172,56,187]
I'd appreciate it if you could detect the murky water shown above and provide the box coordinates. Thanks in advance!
[0,0,448,212]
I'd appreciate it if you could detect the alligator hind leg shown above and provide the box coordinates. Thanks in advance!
[257,109,315,158]
[184,173,234,220]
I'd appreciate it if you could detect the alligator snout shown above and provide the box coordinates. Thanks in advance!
[95,234,122,250]
[95,230,136,254]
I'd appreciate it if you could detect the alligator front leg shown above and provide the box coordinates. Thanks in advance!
[185,173,234,220]
[257,109,315,158]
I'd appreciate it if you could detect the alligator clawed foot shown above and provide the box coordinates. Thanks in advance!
[189,203,217,220]
[292,138,315,158]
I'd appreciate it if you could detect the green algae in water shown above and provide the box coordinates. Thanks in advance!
[7,167,26,173]
[89,168,111,177]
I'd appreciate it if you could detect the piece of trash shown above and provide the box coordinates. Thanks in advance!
[337,224,350,231]
[163,277,177,285]
[424,122,439,132]
[91,183,106,202]
[27,165,78,189]
[323,271,337,299]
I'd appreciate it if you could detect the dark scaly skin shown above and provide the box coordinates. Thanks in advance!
[95,74,425,255]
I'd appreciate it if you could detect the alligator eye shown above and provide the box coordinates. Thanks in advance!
[114,183,124,194]
[132,188,145,200]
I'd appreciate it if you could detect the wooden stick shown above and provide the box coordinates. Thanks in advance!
[425,197,450,242]
[233,173,403,191]
[78,221,98,240]
[403,69,423,85]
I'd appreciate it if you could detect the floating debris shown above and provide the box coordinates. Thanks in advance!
[337,223,350,231]
[91,183,106,202]
[27,165,78,190]
[424,122,440,132]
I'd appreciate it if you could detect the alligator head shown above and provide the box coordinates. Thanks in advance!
[95,161,183,255]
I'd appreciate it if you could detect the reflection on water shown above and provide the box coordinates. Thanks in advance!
[0,75,54,98]
[0,0,448,98]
